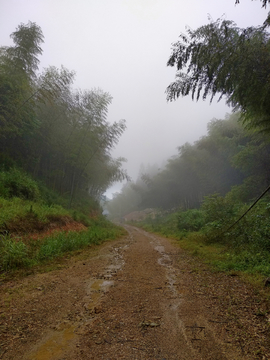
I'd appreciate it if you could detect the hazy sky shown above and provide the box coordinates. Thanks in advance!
[0,0,268,197]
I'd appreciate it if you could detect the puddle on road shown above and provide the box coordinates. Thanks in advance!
[107,263,122,271]
[27,325,76,360]
[86,279,114,311]
[154,245,165,253]
[87,279,114,293]
[157,254,172,267]
[152,235,189,344]
[25,239,131,360]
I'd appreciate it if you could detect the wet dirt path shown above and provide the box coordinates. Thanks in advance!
[0,225,269,359]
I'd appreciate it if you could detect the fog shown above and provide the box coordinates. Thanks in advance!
[1,0,267,197]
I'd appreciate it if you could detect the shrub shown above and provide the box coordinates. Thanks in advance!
[201,194,237,224]
[0,168,40,200]
[177,209,206,232]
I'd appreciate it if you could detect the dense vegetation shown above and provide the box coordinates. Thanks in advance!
[0,167,125,272]
[0,212,124,272]
[107,113,270,215]
[107,111,270,276]
[0,22,128,207]
[135,195,270,277]
[107,12,270,278]
[166,17,270,133]
[0,22,128,272]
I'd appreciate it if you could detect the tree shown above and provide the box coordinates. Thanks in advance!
[0,22,44,165]
[235,0,269,8]
[7,21,44,79]
[166,18,270,133]
[0,22,128,206]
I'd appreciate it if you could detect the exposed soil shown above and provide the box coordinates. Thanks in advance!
[7,215,87,239]
[0,225,269,359]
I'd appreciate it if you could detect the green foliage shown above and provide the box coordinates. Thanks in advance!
[0,236,29,271]
[201,194,237,224]
[0,197,70,230]
[235,0,270,9]
[108,113,250,213]
[138,199,270,277]
[224,201,270,250]
[0,21,42,149]
[167,18,270,133]
[137,211,181,238]
[177,209,205,232]
[226,177,264,203]
[33,67,128,205]
[37,224,121,261]
[0,23,128,211]
[0,168,40,200]
[37,231,90,260]
[7,21,44,78]
[0,218,123,271]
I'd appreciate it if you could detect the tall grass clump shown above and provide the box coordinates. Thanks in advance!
[37,221,123,261]
[37,218,122,260]
[0,236,29,271]
[0,218,124,271]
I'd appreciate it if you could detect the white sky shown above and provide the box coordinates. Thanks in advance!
[0,0,268,197]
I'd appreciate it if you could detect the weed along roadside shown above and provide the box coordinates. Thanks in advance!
[0,224,270,359]
[133,194,270,286]
[0,216,125,275]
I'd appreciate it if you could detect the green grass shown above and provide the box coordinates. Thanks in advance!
[137,206,270,280]
[0,219,125,271]
[0,167,126,273]
[0,197,70,228]
[0,236,29,271]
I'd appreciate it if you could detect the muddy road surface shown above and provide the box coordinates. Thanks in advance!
[0,225,269,359]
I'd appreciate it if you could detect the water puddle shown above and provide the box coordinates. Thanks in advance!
[26,234,133,360]
[87,279,114,293]
[27,325,76,360]
[152,236,189,343]
[154,245,165,253]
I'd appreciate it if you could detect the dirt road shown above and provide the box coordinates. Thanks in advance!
[0,225,269,359]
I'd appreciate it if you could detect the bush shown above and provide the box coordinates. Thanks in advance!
[0,168,40,200]
[225,201,270,251]
[201,194,237,224]
[177,209,206,232]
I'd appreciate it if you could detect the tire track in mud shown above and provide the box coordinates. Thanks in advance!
[24,234,134,360]
[130,226,228,360]
[1,226,258,359]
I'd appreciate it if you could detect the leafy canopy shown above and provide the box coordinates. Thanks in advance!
[235,0,269,7]
[6,21,44,78]
[166,18,270,132]
[0,21,128,204]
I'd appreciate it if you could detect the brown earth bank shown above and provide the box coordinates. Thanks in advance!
[6,215,87,240]
[0,225,269,359]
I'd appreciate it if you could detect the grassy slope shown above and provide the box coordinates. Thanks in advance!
[0,169,125,274]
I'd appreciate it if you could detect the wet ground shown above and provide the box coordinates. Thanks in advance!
[0,225,269,359]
